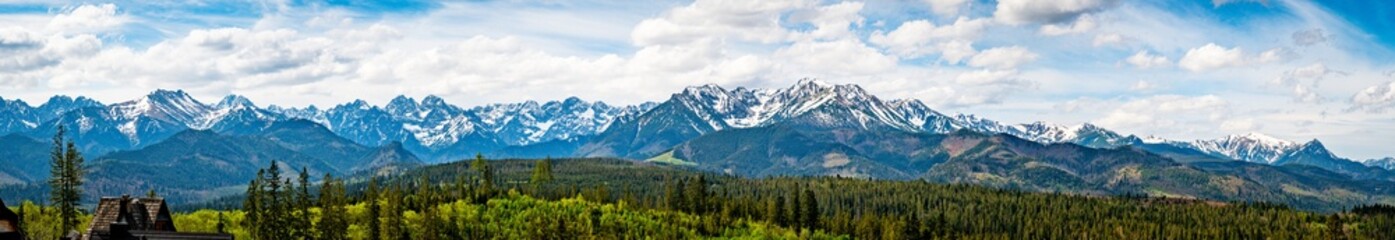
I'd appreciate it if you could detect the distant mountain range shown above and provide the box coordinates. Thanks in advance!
[1,80,1392,207]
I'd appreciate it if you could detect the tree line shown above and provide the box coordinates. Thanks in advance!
[215,157,1395,239]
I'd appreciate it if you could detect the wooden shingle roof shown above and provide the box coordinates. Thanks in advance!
[84,195,177,239]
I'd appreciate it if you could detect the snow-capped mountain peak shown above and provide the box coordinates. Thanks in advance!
[421,95,449,107]
[1185,133,1301,164]
[1230,132,1296,147]
[111,89,212,124]
[215,95,257,110]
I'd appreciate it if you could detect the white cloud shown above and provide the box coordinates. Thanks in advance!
[1350,81,1395,113]
[1039,14,1097,36]
[1092,33,1125,46]
[1256,47,1295,63]
[967,46,1037,69]
[775,39,897,76]
[1178,43,1247,72]
[1220,118,1261,132]
[868,17,990,58]
[954,69,1020,85]
[1292,28,1327,46]
[629,0,812,46]
[994,0,1119,25]
[47,4,127,33]
[925,0,970,16]
[1125,50,1169,69]
[1272,63,1342,103]
[1096,95,1234,137]
[791,1,865,41]
[1131,80,1156,91]
[938,40,977,64]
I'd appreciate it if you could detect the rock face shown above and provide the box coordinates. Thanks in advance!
[1,81,1390,183]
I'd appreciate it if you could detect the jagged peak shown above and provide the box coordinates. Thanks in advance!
[0,96,28,107]
[44,95,74,104]
[341,99,373,110]
[147,89,192,99]
[681,83,727,95]
[1077,123,1103,130]
[38,95,102,109]
[561,96,584,105]
[1221,132,1297,147]
[794,78,831,88]
[388,95,417,105]
[1299,139,1326,149]
[216,95,256,109]
[421,95,448,106]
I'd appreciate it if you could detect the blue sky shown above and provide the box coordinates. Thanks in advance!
[0,0,1393,159]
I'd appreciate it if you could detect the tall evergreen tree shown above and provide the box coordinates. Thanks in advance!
[294,167,314,239]
[318,174,349,240]
[685,175,709,213]
[471,153,494,199]
[47,126,83,235]
[383,183,407,240]
[216,212,226,234]
[531,157,554,187]
[768,195,787,226]
[260,161,289,238]
[366,177,381,240]
[243,170,265,239]
[790,188,803,229]
[801,188,819,229]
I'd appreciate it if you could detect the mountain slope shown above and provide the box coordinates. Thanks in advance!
[1367,157,1395,170]
[84,120,423,204]
[661,124,1395,210]
[0,134,49,185]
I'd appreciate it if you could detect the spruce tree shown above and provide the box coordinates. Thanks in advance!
[791,189,803,229]
[802,188,819,229]
[531,157,553,186]
[260,161,290,238]
[243,170,264,239]
[768,195,787,226]
[366,177,381,240]
[685,175,709,213]
[294,167,313,239]
[471,153,493,199]
[383,183,406,240]
[47,126,83,235]
[317,174,348,240]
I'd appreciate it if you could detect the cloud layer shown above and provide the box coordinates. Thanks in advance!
[0,0,1392,159]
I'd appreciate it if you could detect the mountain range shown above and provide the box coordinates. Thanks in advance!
[1,79,1392,207]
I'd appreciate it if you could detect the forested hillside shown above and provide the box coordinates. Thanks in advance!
[171,158,1395,239]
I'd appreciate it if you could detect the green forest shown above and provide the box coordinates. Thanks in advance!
[174,157,1395,239]
[11,156,1395,239]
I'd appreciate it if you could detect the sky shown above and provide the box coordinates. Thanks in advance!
[0,0,1392,159]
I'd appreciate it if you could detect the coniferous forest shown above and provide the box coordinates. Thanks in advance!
[139,157,1392,239]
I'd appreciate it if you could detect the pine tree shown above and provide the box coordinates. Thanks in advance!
[294,167,314,239]
[318,174,348,240]
[685,175,709,213]
[802,188,819,229]
[47,126,83,235]
[216,212,226,234]
[383,183,406,240]
[471,153,494,200]
[243,169,265,239]
[416,175,434,209]
[263,161,288,238]
[768,195,787,226]
[366,177,382,240]
[531,157,554,188]
[791,188,803,229]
